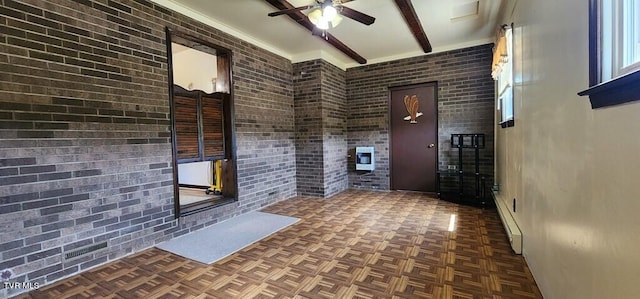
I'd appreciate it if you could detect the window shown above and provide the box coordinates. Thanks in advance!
[578,0,640,108]
[166,28,237,217]
[601,0,640,80]
[619,0,640,74]
[498,85,513,126]
[493,26,514,128]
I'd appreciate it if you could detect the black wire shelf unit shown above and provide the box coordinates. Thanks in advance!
[436,134,492,207]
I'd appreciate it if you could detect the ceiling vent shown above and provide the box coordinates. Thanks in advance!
[450,1,479,21]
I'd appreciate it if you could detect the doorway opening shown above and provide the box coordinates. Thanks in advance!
[166,28,237,217]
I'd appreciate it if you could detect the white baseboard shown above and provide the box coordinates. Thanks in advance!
[492,191,522,254]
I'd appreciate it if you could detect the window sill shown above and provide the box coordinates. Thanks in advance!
[499,119,514,128]
[179,197,237,217]
[578,69,640,109]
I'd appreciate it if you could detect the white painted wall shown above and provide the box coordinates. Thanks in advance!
[178,161,213,186]
[494,0,640,298]
[172,43,217,93]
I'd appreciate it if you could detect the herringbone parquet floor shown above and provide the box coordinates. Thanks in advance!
[21,190,542,298]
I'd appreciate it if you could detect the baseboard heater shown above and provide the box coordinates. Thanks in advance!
[492,191,522,254]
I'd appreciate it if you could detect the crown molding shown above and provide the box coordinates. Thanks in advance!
[150,0,293,61]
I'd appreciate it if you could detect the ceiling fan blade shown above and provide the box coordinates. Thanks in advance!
[312,27,323,36]
[339,6,375,25]
[268,5,314,17]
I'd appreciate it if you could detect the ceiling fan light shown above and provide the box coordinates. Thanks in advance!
[317,18,329,30]
[308,8,322,25]
[323,5,338,20]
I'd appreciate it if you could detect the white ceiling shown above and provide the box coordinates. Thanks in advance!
[152,0,506,69]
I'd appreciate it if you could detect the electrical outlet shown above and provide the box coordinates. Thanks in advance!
[447,165,457,170]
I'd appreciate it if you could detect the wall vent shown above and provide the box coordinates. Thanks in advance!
[64,241,108,261]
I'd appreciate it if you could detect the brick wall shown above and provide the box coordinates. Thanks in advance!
[320,60,347,197]
[0,0,295,297]
[293,59,347,197]
[346,44,495,191]
[0,0,495,294]
[293,60,323,196]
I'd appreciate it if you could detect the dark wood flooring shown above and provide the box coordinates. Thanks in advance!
[20,190,542,298]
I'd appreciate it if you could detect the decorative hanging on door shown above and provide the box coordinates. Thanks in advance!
[403,95,423,124]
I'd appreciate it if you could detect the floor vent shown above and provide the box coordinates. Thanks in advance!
[492,191,522,254]
[64,241,108,260]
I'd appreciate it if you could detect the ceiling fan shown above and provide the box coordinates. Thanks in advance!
[268,0,375,31]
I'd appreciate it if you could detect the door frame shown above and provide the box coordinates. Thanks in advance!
[388,81,439,192]
[166,27,239,218]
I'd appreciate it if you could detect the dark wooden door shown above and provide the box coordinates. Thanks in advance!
[390,83,437,192]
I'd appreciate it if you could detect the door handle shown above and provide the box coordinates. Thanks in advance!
[428,143,435,148]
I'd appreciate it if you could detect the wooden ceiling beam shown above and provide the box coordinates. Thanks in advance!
[393,0,432,53]
[264,0,367,64]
